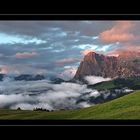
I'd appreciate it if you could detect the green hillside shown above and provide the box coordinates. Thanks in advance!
[0,90,140,119]
[88,77,140,91]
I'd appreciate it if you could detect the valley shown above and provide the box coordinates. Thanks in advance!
[0,90,140,119]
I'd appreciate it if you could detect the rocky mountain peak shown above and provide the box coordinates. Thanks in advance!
[74,51,140,81]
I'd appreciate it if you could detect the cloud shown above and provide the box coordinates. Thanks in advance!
[84,76,111,85]
[0,21,139,80]
[0,65,9,74]
[15,52,39,59]
[0,78,133,111]
[58,67,77,80]
[74,44,98,50]
[107,54,119,57]
[0,64,47,75]
[51,49,65,53]
[0,94,33,108]
[0,79,95,110]
[0,53,4,57]
[107,45,140,57]
[56,58,80,66]
[0,33,46,45]
[0,21,115,38]
[100,21,135,43]
[80,46,113,57]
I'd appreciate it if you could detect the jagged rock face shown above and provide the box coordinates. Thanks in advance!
[74,51,140,80]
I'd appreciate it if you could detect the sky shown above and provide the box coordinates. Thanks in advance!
[0,20,140,80]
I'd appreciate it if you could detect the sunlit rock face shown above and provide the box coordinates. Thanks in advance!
[74,51,140,80]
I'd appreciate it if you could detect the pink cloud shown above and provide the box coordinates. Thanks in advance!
[0,64,47,75]
[107,45,140,58]
[15,52,39,59]
[0,65,9,74]
[0,65,20,74]
[107,54,119,57]
[56,58,80,66]
[100,21,135,43]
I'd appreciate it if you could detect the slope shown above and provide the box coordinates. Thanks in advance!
[88,77,140,91]
[0,90,140,119]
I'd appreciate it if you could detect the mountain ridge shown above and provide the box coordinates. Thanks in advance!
[74,51,140,81]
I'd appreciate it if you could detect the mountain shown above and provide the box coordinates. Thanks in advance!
[0,74,65,82]
[50,77,65,84]
[0,74,5,81]
[74,51,140,81]
[14,74,45,81]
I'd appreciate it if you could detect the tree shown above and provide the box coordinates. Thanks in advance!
[17,107,21,110]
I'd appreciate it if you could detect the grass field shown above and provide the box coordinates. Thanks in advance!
[0,90,140,119]
[88,77,140,90]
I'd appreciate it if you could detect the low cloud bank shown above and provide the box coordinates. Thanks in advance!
[0,77,133,111]
[84,76,111,85]
[0,79,95,110]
